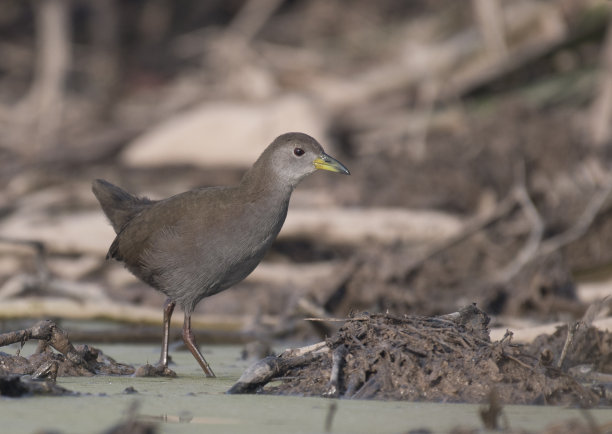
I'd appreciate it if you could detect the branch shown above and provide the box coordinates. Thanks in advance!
[472,0,508,60]
[492,164,544,282]
[19,0,71,150]
[402,192,518,276]
[225,0,284,43]
[539,177,612,256]
[589,14,612,147]
[0,320,84,366]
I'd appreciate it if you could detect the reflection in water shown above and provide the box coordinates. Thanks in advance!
[141,413,240,425]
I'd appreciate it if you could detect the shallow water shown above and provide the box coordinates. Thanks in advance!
[2,343,612,434]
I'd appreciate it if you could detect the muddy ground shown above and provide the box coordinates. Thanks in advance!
[229,305,612,407]
[2,305,611,411]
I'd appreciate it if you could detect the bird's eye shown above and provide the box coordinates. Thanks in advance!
[293,148,305,157]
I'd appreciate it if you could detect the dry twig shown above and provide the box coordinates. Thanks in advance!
[0,320,84,366]
[16,0,71,152]
[493,166,544,282]
[557,321,580,369]
[539,177,612,257]
[402,192,518,276]
[589,14,612,146]
[472,0,508,60]
[324,345,347,398]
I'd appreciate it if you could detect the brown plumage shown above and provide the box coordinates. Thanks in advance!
[92,132,349,376]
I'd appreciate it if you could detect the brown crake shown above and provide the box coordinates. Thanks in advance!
[92,132,350,376]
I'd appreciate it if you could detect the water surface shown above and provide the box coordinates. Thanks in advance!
[2,344,611,433]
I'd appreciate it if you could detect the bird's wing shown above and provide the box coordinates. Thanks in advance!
[108,187,234,268]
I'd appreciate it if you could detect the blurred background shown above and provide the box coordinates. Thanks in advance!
[1,0,611,346]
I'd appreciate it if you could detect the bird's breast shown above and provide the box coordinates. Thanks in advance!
[195,196,289,289]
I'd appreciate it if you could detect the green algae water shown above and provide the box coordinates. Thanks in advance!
[2,344,612,434]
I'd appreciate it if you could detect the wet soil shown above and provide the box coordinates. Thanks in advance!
[0,344,134,378]
[233,305,611,406]
[0,375,74,397]
[3,306,612,406]
[0,319,134,396]
[0,320,134,380]
[526,322,612,383]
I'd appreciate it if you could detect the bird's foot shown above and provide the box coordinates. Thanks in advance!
[134,363,177,377]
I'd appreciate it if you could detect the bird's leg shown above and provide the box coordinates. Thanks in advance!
[157,298,175,368]
[182,313,215,377]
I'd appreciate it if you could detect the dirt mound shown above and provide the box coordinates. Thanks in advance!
[230,306,608,405]
[0,320,134,380]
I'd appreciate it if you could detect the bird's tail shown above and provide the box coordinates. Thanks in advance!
[92,179,153,233]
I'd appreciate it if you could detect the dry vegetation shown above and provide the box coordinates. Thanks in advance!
[229,306,606,406]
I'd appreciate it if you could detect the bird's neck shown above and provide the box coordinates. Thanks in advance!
[239,163,295,201]
[238,165,293,242]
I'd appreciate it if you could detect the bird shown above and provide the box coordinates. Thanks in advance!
[92,132,350,377]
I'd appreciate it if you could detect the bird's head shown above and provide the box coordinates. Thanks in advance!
[259,132,350,188]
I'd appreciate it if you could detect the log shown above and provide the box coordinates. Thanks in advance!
[0,297,270,331]
[227,342,328,394]
[490,317,612,343]
[280,207,462,246]
[578,281,612,304]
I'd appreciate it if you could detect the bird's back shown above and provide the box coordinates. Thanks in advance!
[94,181,290,312]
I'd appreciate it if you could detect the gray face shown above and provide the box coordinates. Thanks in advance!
[267,133,324,185]
[264,132,350,187]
